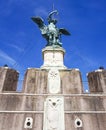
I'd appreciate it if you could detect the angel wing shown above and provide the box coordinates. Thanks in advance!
[59,28,71,35]
[31,17,45,28]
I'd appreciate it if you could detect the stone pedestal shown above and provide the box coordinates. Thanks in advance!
[41,46,67,69]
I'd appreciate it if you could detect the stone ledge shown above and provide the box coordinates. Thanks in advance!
[0,110,106,114]
[0,93,106,97]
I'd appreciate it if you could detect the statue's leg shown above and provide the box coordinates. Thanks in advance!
[50,34,54,45]
[46,41,50,46]
[53,34,57,45]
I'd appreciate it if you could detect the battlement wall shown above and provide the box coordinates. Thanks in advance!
[0,67,106,130]
[0,67,19,92]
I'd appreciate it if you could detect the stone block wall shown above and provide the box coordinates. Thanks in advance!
[22,68,83,94]
[0,67,105,130]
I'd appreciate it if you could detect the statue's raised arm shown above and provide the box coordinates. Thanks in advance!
[47,10,58,24]
[31,10,71,47]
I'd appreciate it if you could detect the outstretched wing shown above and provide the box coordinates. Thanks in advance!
[31,17,45,28]
[59,28,71,35]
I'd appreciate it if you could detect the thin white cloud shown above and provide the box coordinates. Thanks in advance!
[77,52,99,67]
[0,49,16,65]
[66,45,99,68]
[8,44,23,52]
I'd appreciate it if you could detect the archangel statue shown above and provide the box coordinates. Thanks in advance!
[31,10,70,47]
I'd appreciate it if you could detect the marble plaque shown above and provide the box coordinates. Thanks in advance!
[48,68,60,93]
[43,97,65,130]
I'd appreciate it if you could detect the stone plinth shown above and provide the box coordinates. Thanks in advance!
[41,46,67,69]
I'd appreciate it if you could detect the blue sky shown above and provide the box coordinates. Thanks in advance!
[0,0,106,90]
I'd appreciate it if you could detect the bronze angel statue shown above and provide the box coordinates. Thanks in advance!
[31,10,70,47]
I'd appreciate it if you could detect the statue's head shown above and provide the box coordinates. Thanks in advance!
[48,18,57,24]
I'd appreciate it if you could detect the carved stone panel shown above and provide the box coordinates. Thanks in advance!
[43,97,65,130]
[48,68,60,93]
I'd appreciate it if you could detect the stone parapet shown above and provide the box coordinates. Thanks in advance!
[0,67,19,92]
[87,69,106,93]
[22,68,83,94]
